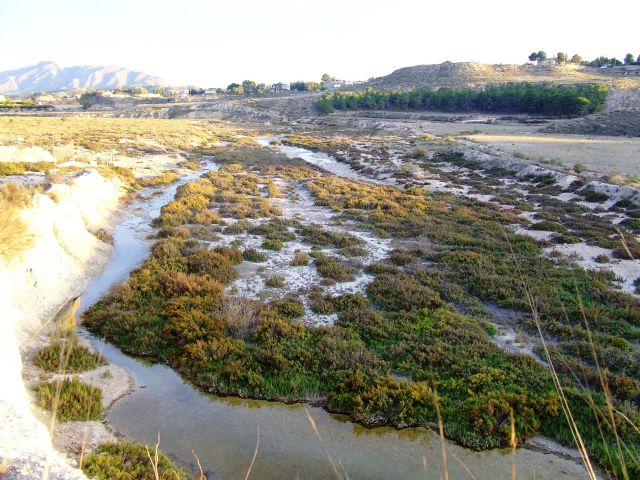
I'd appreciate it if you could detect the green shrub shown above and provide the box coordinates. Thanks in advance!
[186,250,238,284]
[366,273,444,312]
[34,337,106,373]
[35,378,103,421]
[82,442,188,480]
[214,246,243,264]
[314,256,356,282]
[270,297,305,319]
[262,239,283,251]
[529,220,567,233]
[583,189,609,203]
[243,248,267,262]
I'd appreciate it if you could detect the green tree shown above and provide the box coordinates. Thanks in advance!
[570,54,582,64]
[528,52,539,61]
[242,80,257,94]
[537,50,547,60]
[321,73,332,82]
[624,53,635,65]
[227,83,240,92]
[556,52,567,63]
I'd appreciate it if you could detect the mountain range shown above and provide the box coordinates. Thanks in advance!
[0,61,167,94]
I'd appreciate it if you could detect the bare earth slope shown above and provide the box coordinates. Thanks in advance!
[366,62,640,89]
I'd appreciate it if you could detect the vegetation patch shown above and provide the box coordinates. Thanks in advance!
[35,378,103,421]
[316,83,608,116]
[82,442,188,480]
[33,335,106,373]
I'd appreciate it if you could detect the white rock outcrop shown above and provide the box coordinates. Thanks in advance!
[0,170,124,479]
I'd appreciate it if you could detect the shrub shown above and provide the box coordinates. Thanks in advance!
[265,276,285,288]
[314,256,356,282]
[214,246,243,264]
[310,292,369,314]
[223,297,261,338]
[243,248,267,262]
[186,250,238,284]
[290,250,311,266]
[583,189,609,203]
[224,220,250,234]
[34,337,106,373]
[137,171,179,187]
[366,274,444,312]
[270,297,305,319]
[35,378,103,421]
[262,239,283,251]
[297,224,363,248]
[82,443,189,480]
[529,220,567,233]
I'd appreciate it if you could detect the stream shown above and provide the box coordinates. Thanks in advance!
[75,152,592,479]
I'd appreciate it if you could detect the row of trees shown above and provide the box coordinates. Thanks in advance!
[529,51,583,64]
[226,80,267,95]
[290,81,321,92]
[226,74,336,95]
[586,54,640,67]
[316,83,608,117]
[528,51,640,67]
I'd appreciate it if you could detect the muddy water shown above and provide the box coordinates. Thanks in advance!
[77,155,592,480]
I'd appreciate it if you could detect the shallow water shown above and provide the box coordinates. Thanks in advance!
[76,154,593,480]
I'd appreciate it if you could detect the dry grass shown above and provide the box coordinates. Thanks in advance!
[0,458,11,475]
[223,297,261,338]
[0,183,35,260]
[467,132,640,176]
[0,117,238,156]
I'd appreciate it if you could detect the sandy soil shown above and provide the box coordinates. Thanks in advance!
[464,133,640,176]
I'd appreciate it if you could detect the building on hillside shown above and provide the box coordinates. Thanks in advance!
[537,58,557,67]
[272,82,290,92]
[322,79,347,90]
[204,88,217,95]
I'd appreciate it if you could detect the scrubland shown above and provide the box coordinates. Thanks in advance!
[1,114,638,478]
[81,137,640,478]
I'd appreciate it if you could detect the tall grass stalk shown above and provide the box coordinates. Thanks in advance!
[243,425,260,480]
[304,407,345,480]
[499,227,598,479]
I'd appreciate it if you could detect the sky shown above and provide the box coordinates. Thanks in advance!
[1,0,638,87]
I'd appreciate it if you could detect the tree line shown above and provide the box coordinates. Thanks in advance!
[316,83,608,116]
[528,50,640,67]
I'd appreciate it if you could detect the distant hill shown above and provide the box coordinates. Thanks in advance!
[365,61,637,90]
[0,61,167,94]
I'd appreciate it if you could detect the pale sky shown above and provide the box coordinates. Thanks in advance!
[1,0,638,87]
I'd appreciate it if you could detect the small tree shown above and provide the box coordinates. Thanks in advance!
[321,73,332,82]
[570,54,582,64]
[624,53,635,65]
[556,52,567,63]
[242,80,257,94]
[528,52,539,62]
[537,50,547,60]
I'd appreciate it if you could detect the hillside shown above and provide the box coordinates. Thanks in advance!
[366,61,640,89]
[0,61,167,94]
